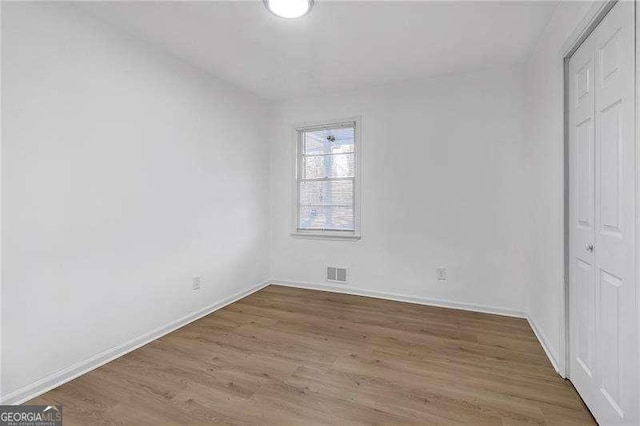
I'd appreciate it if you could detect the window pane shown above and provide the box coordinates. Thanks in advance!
[304,127,354,155]
[299,206,354,231]
[299,180,353,206]
[303,153,355,179]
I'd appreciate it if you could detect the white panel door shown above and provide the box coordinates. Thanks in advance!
[569,27,597,414]
[569,1,637,424]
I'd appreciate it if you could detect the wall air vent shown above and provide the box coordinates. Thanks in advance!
[327,266,348,284]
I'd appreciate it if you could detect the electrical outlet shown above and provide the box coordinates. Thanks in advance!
[192,275,201,290]
[436,268,447,281]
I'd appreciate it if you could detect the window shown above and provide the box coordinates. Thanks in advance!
[293,118,361,240]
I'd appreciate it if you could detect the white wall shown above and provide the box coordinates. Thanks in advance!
[270,65,530,314]
[523,0,595,373]
[1,3,270,398]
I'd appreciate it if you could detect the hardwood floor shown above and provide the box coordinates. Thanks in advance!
[28,285,595,425]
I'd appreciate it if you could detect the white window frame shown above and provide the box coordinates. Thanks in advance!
[290,116,362,241]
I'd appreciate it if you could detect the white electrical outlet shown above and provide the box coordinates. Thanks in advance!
[192,275,201,290]
[436,268,447,281]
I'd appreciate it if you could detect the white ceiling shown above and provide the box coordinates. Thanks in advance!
[77,1,558,101]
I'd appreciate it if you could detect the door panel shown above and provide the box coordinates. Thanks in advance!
[569,1,637,424]
[569,24,597,413]
[577,118,595,229]
[593,2,636,423]
[576,258,595,378]
[598,101,622,235]
[599,269,622,416]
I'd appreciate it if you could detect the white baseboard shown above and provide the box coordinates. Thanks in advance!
[527,315,563,377]
[0,280,270,405]
[271,279,527,318]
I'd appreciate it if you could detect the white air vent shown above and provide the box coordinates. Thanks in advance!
[327,266,348,284]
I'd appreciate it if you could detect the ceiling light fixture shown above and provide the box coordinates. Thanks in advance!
[263,0,314,19]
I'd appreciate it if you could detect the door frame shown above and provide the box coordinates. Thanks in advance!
[560,2,638,405]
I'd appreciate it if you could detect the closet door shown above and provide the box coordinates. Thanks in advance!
[569,15,597,415]
[569,1,637,424]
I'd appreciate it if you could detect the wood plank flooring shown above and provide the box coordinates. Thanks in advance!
[28,285,595,425]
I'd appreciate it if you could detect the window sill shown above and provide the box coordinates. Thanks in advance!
[290,232,361,241]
